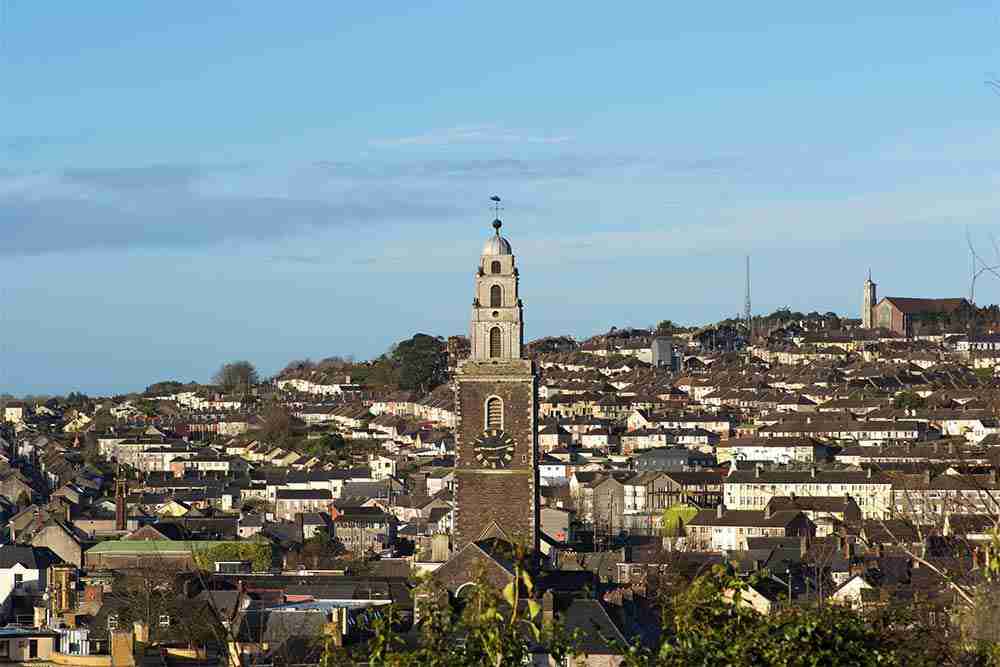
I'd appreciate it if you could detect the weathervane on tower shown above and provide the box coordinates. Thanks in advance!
[490,195,503,233]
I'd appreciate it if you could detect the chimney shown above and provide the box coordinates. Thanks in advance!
[799,535,809,558]
[716,503,725,519]
[542,590,555,626]
[840,536,851,560]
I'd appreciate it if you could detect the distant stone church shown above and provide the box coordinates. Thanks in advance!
[861,271,968,336]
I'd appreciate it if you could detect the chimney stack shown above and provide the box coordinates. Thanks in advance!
[840,536,851,560]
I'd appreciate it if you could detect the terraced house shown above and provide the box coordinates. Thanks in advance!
[723,467,893,519]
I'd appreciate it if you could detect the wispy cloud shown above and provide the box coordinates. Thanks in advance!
[0,163,464,257]
[61,165,202,191]
[1,134,88,158]
[370,124,572,148]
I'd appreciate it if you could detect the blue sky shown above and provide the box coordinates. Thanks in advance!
[3,2,1000,395]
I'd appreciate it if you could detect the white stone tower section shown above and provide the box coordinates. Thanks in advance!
[862,270,876,328]
[470,218,524,361]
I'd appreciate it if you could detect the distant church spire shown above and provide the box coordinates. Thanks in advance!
[862,270,877,329]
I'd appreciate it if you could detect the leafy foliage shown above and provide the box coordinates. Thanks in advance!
[353,562,578,667]
[346,564,999,667]
[661,504,697,537]
[391,334,448,393]
[191,541,272,572]
[892,390,926,411]
[615,566,898,666]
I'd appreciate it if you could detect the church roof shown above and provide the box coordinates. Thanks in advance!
[880,297,967,315]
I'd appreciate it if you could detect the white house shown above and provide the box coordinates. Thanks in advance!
[0,547,61,622]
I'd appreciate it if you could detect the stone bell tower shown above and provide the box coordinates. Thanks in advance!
[862,270,877,329]
[453,209,539,554]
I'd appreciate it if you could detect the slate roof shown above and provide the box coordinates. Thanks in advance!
[0,546,61,570]
[688,509,806,528]
[882,297,967,315]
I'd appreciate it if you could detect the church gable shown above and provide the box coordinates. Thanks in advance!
[433,540,516,593]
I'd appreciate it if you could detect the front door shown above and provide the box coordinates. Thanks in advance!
[28,639,37,659]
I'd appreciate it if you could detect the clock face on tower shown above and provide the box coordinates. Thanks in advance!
[473,429,515,468]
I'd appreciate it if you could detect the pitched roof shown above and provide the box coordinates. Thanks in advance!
[688,509,807,528]
[0,546,61,570]
[881,297,967,315]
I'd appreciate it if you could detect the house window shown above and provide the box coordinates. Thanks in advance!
[13,574,23,588]
[0,641,7,658]
[489,327,503,359]
[490,284,503,307]
[158,614,171,627]
[490,260,501,274]
[108,614,119,631]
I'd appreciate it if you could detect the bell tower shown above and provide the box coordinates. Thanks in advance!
[470,219,524,361]
[453,203,539,554]
[862,270,876,328]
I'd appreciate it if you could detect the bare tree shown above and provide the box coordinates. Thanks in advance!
[214,361,259,394]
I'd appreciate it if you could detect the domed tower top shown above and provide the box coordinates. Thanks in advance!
[481,218,513,256]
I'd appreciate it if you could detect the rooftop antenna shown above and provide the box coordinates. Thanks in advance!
[745,256,752,376]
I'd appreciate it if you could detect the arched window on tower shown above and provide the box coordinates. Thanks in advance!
[490,284,502,308]
[489,327,502,359]
[486,397,503,430]
[490,260,501,274]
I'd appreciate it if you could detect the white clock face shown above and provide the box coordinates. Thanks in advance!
[473,429,514,468]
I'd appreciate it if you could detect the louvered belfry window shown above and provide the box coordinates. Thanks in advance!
[486,397,503,430]
[490,327,502,358]
[490,284,502,307]
[491,260,501,274]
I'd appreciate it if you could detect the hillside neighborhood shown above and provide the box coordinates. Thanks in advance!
[4,302,1000,664]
